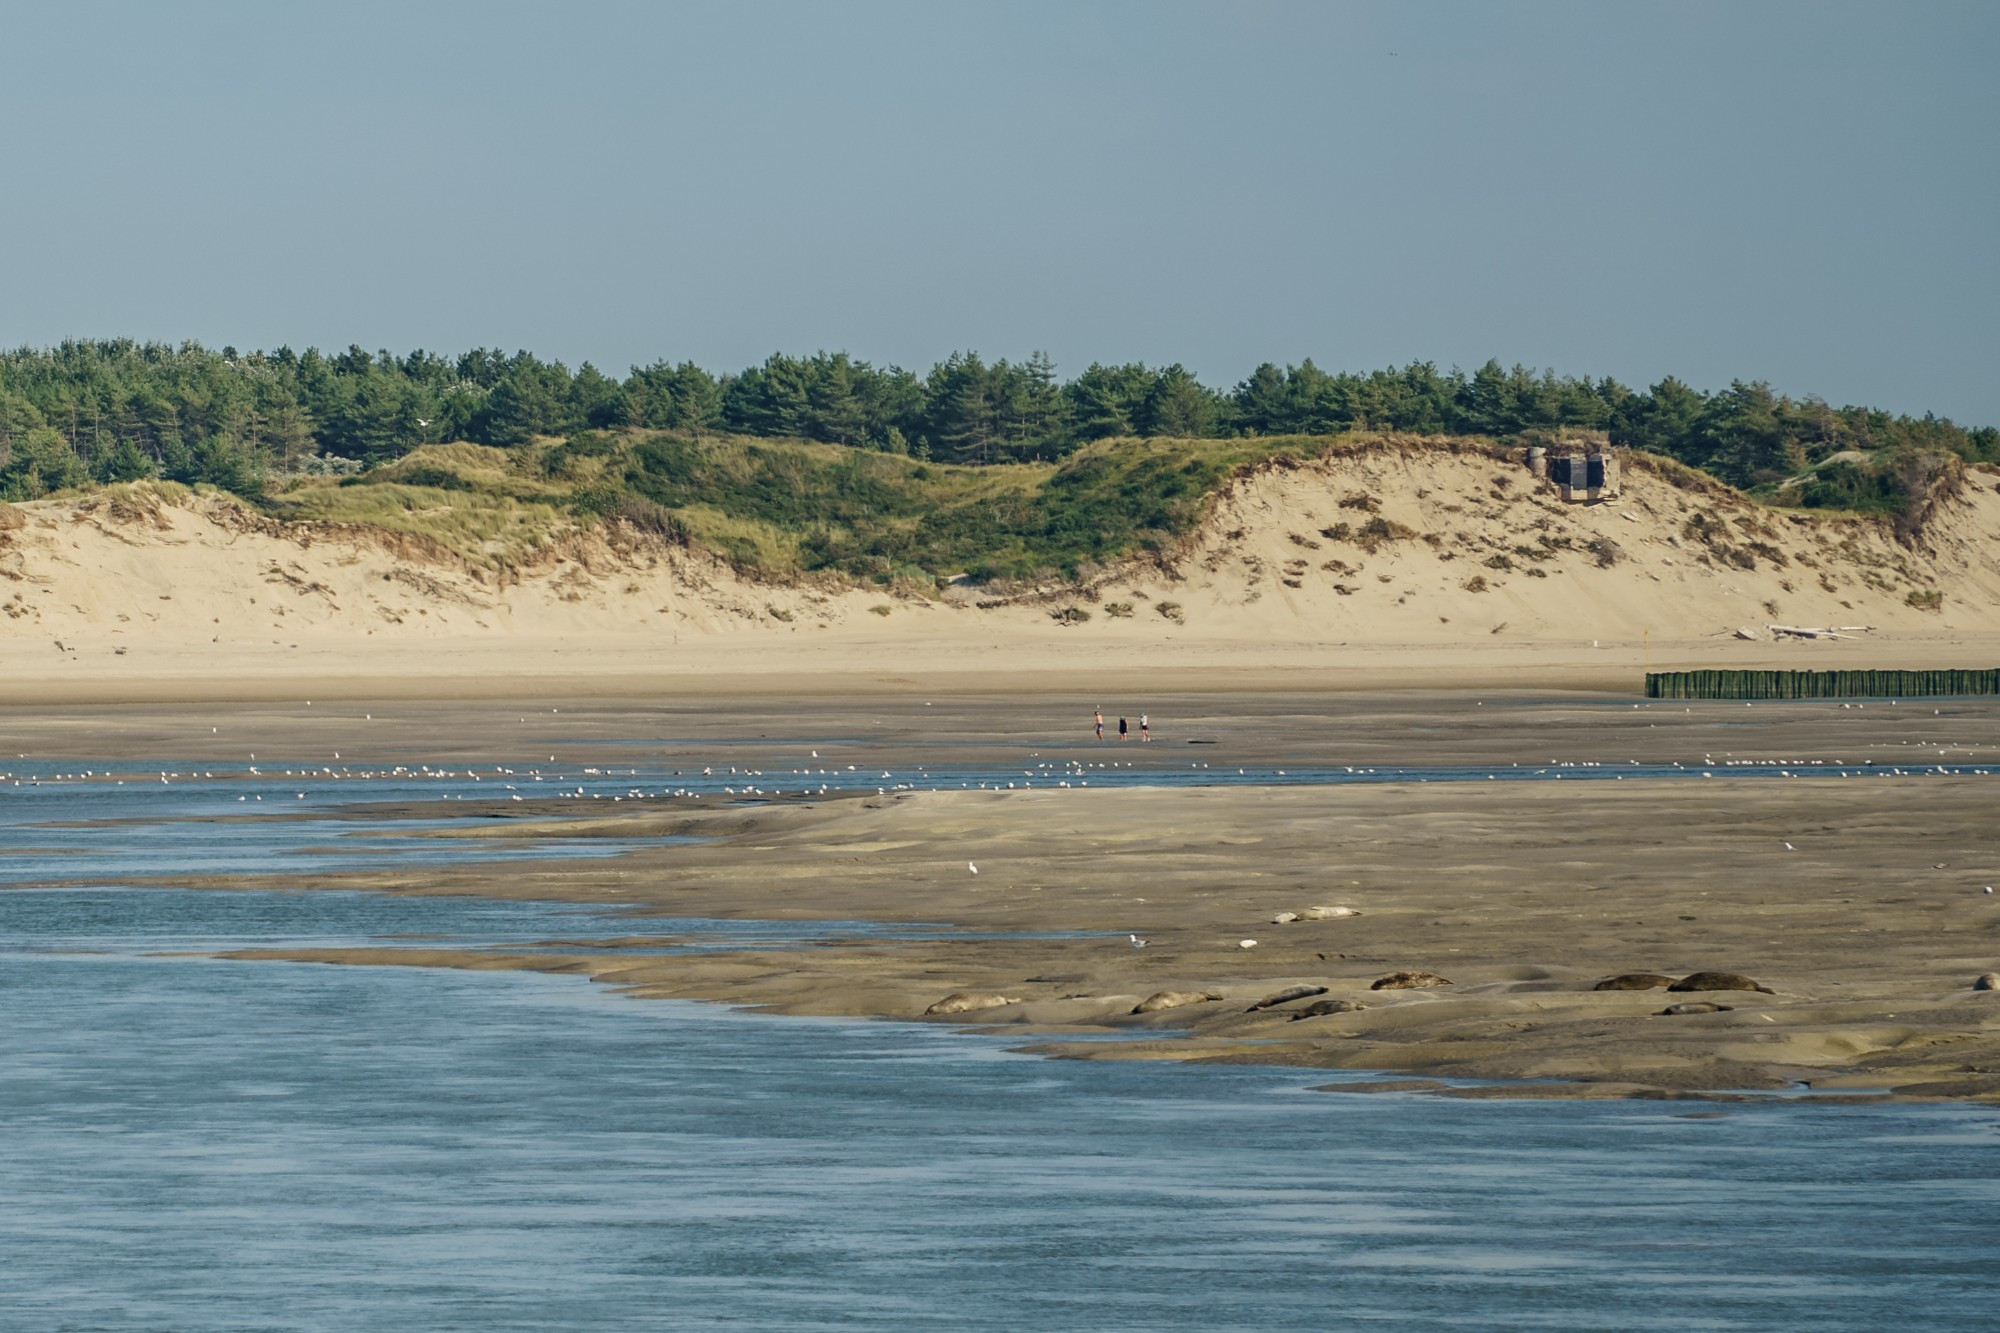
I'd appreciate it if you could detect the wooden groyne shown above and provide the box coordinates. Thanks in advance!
[1645,668,2000,700]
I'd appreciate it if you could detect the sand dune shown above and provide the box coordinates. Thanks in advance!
[1128,446,2000,642]
[4,444,1998,702]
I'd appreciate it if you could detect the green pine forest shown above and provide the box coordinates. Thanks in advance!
[2,339,1993,581]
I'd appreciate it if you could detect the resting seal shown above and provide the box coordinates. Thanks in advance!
[1594,973,1677,991]
[1296,905,1359,920]
[1658,1002,1734,1015]
[1289,998,1368,1020]
[1371,970,1453,990]
[1973,972,1999,991]
[923,992,1022,1016]
[1131,990,1222,1014]
[1668,971,1775,994]
[1245,984,1329,1012]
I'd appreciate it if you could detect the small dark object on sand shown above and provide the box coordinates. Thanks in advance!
[1246,984,1329,1012]
[1669,971,1776,994]
[1371,970,1453,991]
[1973,972,1999,992]
[1594,973,1677,991]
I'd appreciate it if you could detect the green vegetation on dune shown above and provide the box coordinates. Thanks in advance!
[602,431,1278,579]
[251,432,1349,582]
[23,426,1976,591]
[265,480,575,567]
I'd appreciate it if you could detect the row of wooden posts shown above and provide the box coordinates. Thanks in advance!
[1644,668,2000,699]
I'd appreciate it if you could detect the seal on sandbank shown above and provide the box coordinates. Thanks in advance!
[1593,973,1677,991]
[1131,990,1222,1014]
[1283,905,1360,922]
[1245,984,1329,1012]
[1668,971,1775,994]
[923,992,1022,1016]
[1658,1002,1735,1015]
[1289,998,1368,1020]
[1973,972,1999,991]
[1371,970,1453,990]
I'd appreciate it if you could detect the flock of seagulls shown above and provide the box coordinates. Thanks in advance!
[12,742,1997,796]
[8,707,1996,931]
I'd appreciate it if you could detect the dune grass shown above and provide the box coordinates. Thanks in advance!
[264,473,575,567]
[246,430,1507,580]
[595,430,1368,580]
[236,428,1868,584]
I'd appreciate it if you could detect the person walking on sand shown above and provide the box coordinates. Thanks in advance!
[1094,708,1104,741]
[1118,716,1129,741]
[1140,713,1150,742]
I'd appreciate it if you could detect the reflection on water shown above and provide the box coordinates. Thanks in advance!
[4,885,1102,956]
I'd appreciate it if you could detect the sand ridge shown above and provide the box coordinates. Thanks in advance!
[204,776,2000,1102]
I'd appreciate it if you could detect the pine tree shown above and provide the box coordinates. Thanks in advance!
[1232,363,1287,434]
[1136,365,1216,437]
[924,352,994,462]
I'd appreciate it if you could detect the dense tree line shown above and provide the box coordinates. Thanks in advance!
[2,338,1992,505]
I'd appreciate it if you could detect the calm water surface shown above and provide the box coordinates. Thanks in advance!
[2,770,1997,1330]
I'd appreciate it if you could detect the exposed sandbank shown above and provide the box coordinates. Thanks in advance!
[29,691,1988,1103]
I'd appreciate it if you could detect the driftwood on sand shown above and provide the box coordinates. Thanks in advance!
[1766,624,1870,640]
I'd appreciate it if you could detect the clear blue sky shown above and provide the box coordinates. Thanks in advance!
[3,1,1994,422]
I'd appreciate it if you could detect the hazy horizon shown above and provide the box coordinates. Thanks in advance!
[3,0,1994,422]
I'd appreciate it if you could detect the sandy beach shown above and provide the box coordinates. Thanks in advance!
[14,689,1996,1102]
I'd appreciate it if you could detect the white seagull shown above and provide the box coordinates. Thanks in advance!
[1129,933,1146,948]
[968,862,978,875]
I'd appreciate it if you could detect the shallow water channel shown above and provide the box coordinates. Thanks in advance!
[2,764,1997,1330]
